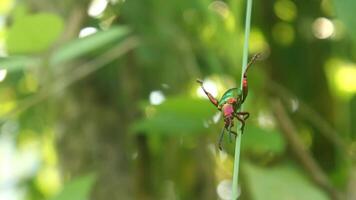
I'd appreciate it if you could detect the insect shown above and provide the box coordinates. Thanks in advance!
[197,54,260,150]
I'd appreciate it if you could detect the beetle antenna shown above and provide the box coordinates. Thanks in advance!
[196,79,204,85]
[244,53,261,76]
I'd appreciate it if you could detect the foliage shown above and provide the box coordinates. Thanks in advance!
[242,125,285,155]
[133,97,216,135]
[7,13,64,54]
[51,26,130,65]
[333,0,356,44]
[243,162,329,200]
[50,174,96,200]
[0,0,355,200]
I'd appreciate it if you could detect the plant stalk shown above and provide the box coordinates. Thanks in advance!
[231,0,253,199]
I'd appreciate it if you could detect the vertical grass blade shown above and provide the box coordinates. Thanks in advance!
[232,0,253,199]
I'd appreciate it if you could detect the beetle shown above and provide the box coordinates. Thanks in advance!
[197,53,260,150]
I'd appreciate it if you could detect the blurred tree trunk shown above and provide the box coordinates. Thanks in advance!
[56,86,133,199]
[50,2,135,199]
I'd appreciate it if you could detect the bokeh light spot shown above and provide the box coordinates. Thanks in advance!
[0,69,7,82]
[335,66,356,93]
[257,111,275,129]
[149,90,166,105]
[0,0,14,15]
[249,29,269,54]
[290,98,299,113]
[274,0,297,22]
[0,27,7,57]
[213,112,221,124]
[312,17,334,39]
[217,179,238,200]
[0,101,15,115]
[321,0,334,16]
[325,59,356,98]
[197,79,218,98]
[272,22,295,46]
[35,166,61,197]
[201,25,215,42]
[209,1,230,19]
[0,189,25,200]
[224,14,235,32]
[79,27,98,38]
[88,0,108,18]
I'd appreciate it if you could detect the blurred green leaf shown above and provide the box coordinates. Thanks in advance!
[1,26,129,72]
[333,0,356,43]
[244,162,329,200]
[10,3,29,21]
[133,97,216,135]
[242,125,286,155]
[50,26,130,65]
[7,13,64,54]
[0,56,39,72]
[50,174,96,200]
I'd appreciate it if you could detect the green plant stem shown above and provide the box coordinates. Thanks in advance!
[232,0,253,199]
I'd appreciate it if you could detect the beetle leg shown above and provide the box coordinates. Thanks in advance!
[237,111,250,120]
[234,114,246,133]
[228,124,232,142]
[218,126,225,151]
[230,130,238,139]
[196,79,219,108]
[228,123,235,142]
[241,53,260,103]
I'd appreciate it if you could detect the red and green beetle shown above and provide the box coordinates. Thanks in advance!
[197,54,260,150]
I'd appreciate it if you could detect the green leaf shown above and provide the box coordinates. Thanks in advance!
[50,174,96,200]
[1,26,129,72]
[50,26,130,65]
[243,162,329,200]
[7,13,64,54]
[333,0,356,43]
[10,3,29,21]
[132,97,216,135]
[0,56,39,72]
[242,125,286,155]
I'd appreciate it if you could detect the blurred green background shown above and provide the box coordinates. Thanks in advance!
[0,0,356,199]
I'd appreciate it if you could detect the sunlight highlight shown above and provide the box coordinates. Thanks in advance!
[272,22,295,46]
[0,69,7,82]
[290,98,299,112]
[0,125,38,200]
[0,0,14,14]
[79,27,98,38]
[196,79,218,99]
[88,0,108,18]
[0,189,24,200]
[335,66,356,93]
[35,166,61,197]
[149,90,166,105]
[0,25,7,57]
[274,0,297,22]
[257,111,275,129]
[312,17,334,39]
[325,59,356,97]
[249,29,269,54]
[217,179,234,200]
